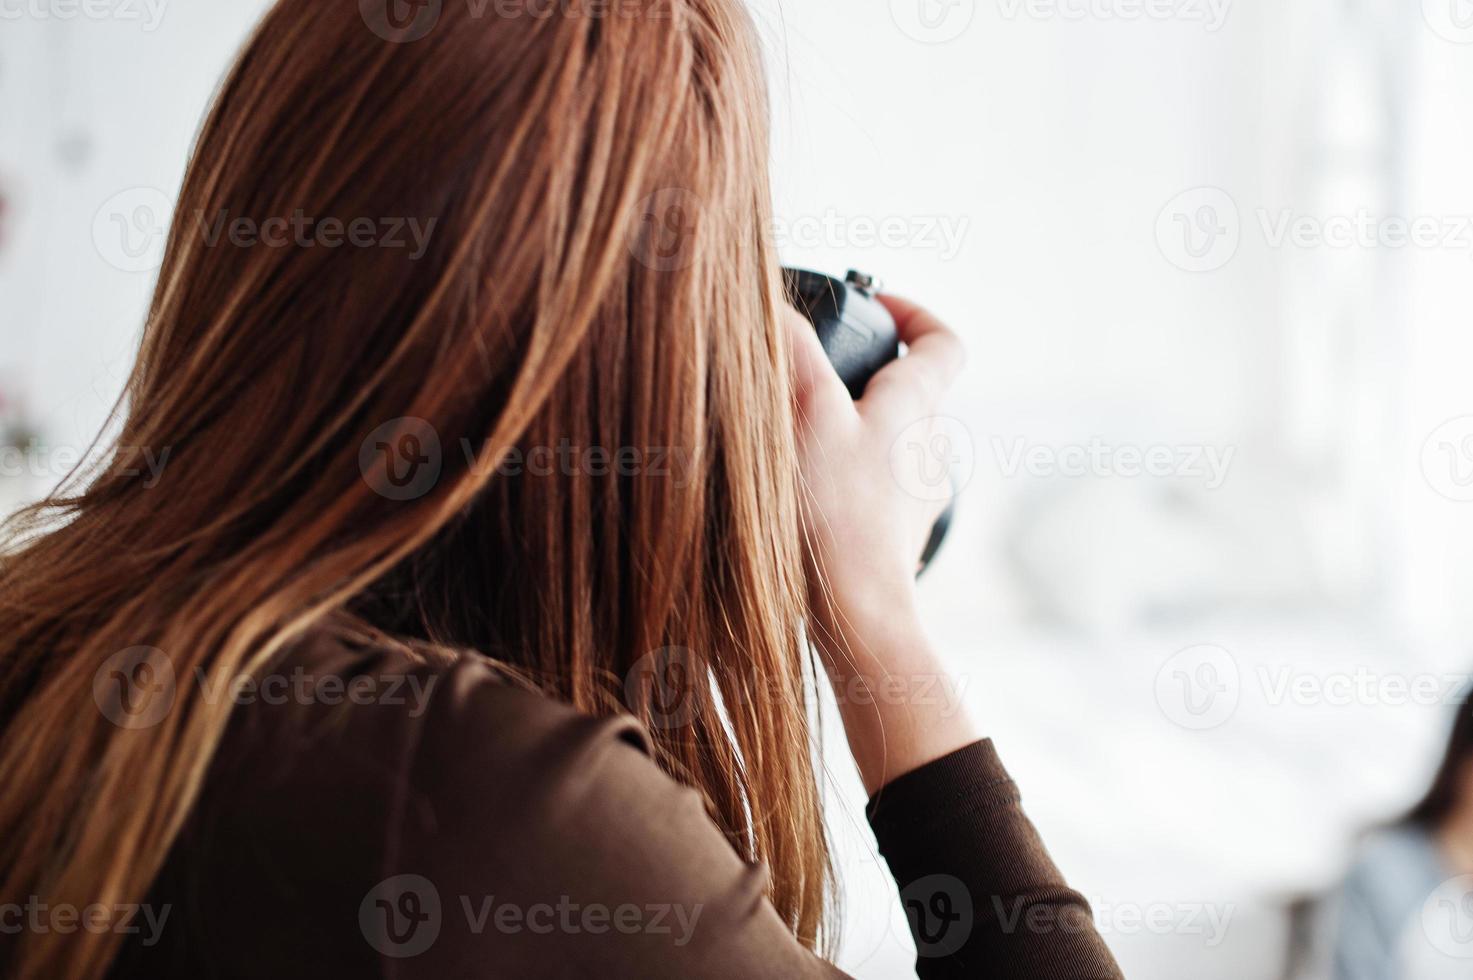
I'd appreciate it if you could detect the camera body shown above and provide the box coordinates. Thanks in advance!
[781,267,954,573]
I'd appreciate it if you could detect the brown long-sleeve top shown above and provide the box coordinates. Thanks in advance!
[109,630,1124,979]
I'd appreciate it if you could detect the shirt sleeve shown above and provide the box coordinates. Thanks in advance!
[385,661,849,978]
[387,662,1123,979]
[865,742,1124,979]
[114,633,1120,978]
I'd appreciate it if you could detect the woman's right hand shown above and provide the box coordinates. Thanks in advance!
[786,294,980,794]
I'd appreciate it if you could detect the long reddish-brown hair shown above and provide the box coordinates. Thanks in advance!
[0,2,833,976]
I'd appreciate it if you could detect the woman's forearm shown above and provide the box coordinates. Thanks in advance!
[817,601,980,796]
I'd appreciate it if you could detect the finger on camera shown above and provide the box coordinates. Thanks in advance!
[877,294,966,388]
[785,304,853,419]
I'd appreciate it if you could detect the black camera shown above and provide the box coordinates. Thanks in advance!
[781,268,954,574]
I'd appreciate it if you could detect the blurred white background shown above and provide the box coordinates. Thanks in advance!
[5,1,1473,977]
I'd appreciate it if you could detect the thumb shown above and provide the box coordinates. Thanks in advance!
[783,304,851,419]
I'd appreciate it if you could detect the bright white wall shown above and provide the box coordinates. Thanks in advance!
[753,4,1473,978]
[0,0,275,509]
